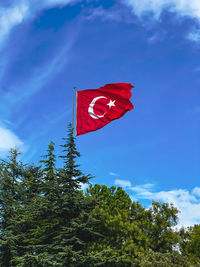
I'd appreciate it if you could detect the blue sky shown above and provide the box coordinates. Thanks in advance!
[0,0,200,226]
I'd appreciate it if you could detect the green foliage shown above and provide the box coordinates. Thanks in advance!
[137,249,195,267]
[131,200,179,253]
[185,224,200,258]
[86,185,182,265]
[12,253,58,267]
[86,185,148,265]
[180,225,200,265]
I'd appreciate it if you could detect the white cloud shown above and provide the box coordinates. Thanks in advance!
[109,171,119,177]
[0,0,78,47]
[124,0,200,20]
[148,34,159,43]
[87,6,123,22]
[80,182,89,191]
[0,2,29,47]
[34,0,80,12]
[193,67,200,72]
[127,183,200,227]
[0,126,23,156]
[186,106,200,114]
[122,0,200,44]
[147,32,166,43]
[114,179,131,187]
[43,0,73,6]
[192,187,200,197]
[187,30,200,42]
[130,183,155,193]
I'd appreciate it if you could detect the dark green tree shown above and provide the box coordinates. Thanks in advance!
[59,123,90,191]
[0,149,25,266]
[40,141,56,184]
[12,142,58,266]
[44,124,97,266]
[11,165,46,266]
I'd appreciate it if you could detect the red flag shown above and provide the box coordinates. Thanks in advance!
[76,83,134,136]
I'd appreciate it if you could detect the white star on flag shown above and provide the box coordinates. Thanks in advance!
[107,100,116,109]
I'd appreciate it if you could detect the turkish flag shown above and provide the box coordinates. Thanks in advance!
[76,83,134,136]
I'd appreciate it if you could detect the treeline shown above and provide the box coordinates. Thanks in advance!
[0,125,200,266]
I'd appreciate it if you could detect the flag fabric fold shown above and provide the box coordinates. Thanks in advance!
[76,83,134,136]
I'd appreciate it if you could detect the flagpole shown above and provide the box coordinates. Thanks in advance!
[72,86,76,135]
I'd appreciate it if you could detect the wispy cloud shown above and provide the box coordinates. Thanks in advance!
[192,187,200,197]
[0,0,78,47]
[14,37,75,104]
[187,30,200,42]
[130,183,155,193]
[122,0,200,43]
[193,67,200,72]
[86,4,135,24]
[0,0,81,160]
[114,179,131,187]
[0,24,79,124]
[147,31,166,43]
[186,106,200,114]
[87,6,123,22]
[0,0,80,112]
[124,0,200,21]
[109,171,120,177]
[0,2,29,48]
[0,125,23,156]
[80,182,90,191]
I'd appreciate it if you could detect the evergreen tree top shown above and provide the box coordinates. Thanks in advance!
[58,123,92,191]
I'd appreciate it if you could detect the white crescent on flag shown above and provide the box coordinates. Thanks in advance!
[88,96,107,119]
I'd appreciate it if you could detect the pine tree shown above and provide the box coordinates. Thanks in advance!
[33,140,61,253]
[12,142,58,266]
[59,123,91,192]
[50,123,96,266]
[40,141,56,184]
[0,149,24,266]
